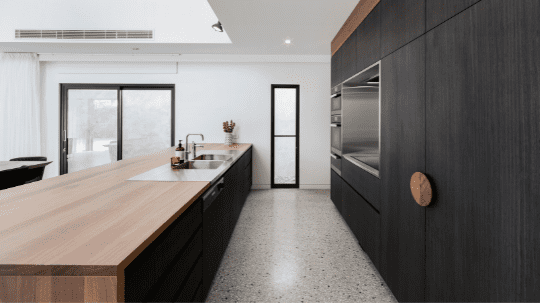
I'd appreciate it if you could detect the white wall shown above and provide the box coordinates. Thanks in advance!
[40,61,330,188]
[0,0,231,43]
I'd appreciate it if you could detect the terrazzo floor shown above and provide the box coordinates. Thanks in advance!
[205,189,397,302]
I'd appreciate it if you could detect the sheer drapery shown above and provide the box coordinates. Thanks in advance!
[0,53,41,161]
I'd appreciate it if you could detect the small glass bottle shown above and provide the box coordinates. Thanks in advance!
[175,140,185,163]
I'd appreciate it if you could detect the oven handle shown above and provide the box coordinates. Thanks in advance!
[331,124,341,127]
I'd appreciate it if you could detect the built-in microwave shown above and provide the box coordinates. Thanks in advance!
[331,117,342,156]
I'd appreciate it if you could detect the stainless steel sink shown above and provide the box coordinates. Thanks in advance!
[174,160,225,169]
[193,154,232,161]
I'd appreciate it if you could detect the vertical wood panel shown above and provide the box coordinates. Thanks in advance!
[380,0,425,57]
[426,0,479,30]
[425,0,540,300]
[355,3,381,74]
[380,35,426,302]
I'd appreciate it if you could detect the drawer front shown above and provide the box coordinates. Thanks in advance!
[124,199,202,300]
[342,180,380,269]
[331,155,341,175]
[146,228,203,301]
[331,169,343,212]
[175,256,203,302]
[342,158,380,210]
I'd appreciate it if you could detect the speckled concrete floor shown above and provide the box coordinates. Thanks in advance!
[205,189,397,302]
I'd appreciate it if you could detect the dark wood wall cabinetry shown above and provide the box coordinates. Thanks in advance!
[425,1,540,301]
[380,0,425,57]
[380,36,426,302]
[331,0,540,301]
[426,0,479,30]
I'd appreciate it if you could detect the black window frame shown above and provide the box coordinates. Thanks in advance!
[59,83,175,175]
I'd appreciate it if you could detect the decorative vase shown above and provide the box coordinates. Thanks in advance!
[225,133,233,145]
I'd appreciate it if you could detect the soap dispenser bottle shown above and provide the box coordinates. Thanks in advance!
[175,140,185,163]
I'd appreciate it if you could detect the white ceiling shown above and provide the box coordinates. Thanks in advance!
[0,0,358,55]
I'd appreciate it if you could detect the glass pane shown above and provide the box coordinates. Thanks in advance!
[67,90,117,173]
[274,88,296,135]
[122,90,171,160]
[274,137,296,184]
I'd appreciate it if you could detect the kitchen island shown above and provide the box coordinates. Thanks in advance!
[0,144,252,302]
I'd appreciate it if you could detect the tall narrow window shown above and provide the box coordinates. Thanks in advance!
[271,85,299,188]
[60,84,174,175]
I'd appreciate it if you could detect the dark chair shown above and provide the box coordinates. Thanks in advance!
[9,156,47,183]
[9,156,47,161]
[0,166,29,190]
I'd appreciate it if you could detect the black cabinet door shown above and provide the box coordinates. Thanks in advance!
[426,0,479,30]
[380,0,425,57]
[330,169,343,212]
[331,53,338,88]
[426,1,540,301]
[342,180,380,269]
[355,3,381,73]
[380,35,426,302]
[202,195,225,297]
[341,32,357,83]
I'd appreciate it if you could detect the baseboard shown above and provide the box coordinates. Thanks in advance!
[251,184,271,189]
[251,184,330,190]
[299,184,330,189]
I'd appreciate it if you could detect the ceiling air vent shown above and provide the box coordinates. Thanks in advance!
[14,30,153,40]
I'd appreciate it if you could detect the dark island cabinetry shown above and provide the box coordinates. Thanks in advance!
[202,147,252,300]
[124,147,253,303]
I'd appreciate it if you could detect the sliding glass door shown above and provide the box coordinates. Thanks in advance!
[60,84,174,175]
[271,85,300,188]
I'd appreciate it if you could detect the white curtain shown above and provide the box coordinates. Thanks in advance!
[0,53,41,161]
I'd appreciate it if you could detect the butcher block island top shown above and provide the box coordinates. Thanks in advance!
[0,143,252,302]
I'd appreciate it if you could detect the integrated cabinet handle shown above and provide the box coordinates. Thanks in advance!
[410,172,432,207]
[330,124,340,127]
[330,154,339,159]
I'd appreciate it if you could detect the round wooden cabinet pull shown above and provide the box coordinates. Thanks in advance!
[410,172,432,207]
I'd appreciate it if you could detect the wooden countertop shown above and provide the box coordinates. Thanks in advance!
[0,144,252,276]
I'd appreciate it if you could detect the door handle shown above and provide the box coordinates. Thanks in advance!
[64,130,67,142]
[410,172,432,206]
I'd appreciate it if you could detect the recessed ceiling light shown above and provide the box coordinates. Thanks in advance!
[212,21,223,32]
[283,37,293,47]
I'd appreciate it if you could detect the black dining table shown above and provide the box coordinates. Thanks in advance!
[0,161,52,172]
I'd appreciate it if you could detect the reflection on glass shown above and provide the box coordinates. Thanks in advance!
[67,90,117,173]
[274,137,296,184]
[122,90,172,159]
[274,88,296,135]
